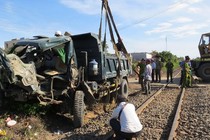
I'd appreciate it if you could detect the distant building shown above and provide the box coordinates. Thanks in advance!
[131,52,152,61]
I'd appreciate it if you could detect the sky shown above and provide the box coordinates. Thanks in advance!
[1,0,210,59]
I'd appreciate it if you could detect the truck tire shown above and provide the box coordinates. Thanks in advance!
[197,63,210,81]
[73,90,85,128]
[119,79,128,98]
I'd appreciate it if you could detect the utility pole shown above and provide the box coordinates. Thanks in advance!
[165,36,168,51]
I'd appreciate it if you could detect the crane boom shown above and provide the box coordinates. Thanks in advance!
[99,0,132,65]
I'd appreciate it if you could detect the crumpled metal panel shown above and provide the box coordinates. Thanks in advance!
[7,54,40,91]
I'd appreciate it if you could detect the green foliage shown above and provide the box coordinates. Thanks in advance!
[151,50,159,57]
[18,104,43,116]
[9,102,47,116]
[154,51,181,70]
[132,60,140,74]
[158,51,174,62]
[0,137,11,140]
[132,60,139,68]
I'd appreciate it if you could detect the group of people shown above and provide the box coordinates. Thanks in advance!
[136,55,193,92]
[136,57,174,94]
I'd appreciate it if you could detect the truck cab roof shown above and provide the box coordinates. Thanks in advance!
[14,36,71,52]
[198,32,210,59]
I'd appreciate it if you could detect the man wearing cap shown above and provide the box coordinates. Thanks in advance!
[109,95,143,139]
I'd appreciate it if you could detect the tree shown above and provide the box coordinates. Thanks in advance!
[156,51,181,69]
[151,50,159,58]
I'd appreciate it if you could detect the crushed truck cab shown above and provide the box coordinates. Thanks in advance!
[0,32,131,127]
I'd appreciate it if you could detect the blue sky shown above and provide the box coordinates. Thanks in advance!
[1,0,210,59]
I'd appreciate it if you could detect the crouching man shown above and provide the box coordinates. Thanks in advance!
[109,95,143,140]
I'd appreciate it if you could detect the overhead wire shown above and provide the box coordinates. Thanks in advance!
[119,0,191,30]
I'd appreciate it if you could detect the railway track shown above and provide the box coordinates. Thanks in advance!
[137,86,184,140]
[102,84,180,140]
[102,69,209,140]
[175,87,210,139]
[104,85,210,140]
[60,71,210,140]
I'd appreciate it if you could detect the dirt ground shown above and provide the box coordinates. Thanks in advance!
[0,77,150,140]
[128,76,141,92]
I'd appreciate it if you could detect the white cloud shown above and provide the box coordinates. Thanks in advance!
[186,0,203,4]
[187,7,200,13]
[170,17,192,23]
[145,20,209,39]
[59,0,101,15]
[168,2,189,12]
[145,22,172,34]
[172,23,207,37]
[167,0,202,13]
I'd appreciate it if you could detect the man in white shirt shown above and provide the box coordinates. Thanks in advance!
[144,59,152,94]
[109,95,143,139]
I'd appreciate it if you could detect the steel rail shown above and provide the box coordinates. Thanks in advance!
[168,87,185,140]
[136,84,166,113]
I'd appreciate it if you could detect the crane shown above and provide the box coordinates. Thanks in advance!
[98,0,132,66]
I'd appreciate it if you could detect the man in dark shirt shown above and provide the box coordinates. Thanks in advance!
[165,59,174,83]
[155,58,163,83]
[137,59,146,91]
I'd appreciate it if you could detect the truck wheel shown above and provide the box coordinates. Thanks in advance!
[198,63,210,81]
[73,90,85,128]
[119,79,128,98]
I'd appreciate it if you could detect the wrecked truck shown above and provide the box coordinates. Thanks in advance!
[0,32,131,127]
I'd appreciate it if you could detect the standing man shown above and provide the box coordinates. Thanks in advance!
[180,56,192,87]
[165,59,174,83]
[144,59,152,95]
[137,59,146,91]
[155,58,163,83]
[109,95,143,139]
[151,59,156,83]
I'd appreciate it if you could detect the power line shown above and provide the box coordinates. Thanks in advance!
[119,0,189,30]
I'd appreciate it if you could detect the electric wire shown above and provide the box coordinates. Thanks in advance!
[119,0,192,30]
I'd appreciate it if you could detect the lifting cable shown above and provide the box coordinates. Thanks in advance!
[99,0,132,77]
[98,0,108,65]
[98,1,104,41]
[104,1,132,64]
[102,0,122,80]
